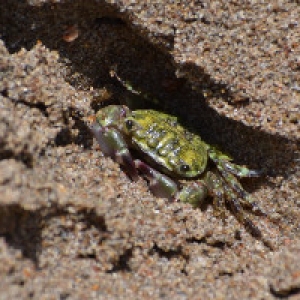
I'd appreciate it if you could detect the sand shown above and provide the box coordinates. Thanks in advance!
[0,0,299,299]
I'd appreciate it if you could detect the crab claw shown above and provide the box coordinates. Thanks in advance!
[117,151,139,181]
[135,160,178,199]
[88,117,138,181]
[88,117,114,157]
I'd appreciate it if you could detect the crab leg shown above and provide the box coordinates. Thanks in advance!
[208,149,266,216]
[208,147,261,177]
[204,171,226,218]
[207,171,263,239]
[176,181,209,208]
[217,166,266,216]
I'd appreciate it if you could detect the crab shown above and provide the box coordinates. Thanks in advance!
[88,105,267,241]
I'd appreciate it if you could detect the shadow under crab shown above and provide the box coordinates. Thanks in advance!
[89,105,272,248]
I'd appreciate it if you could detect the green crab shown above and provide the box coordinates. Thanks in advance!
[89,105,266,239]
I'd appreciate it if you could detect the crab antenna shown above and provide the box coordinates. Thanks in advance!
[110,69,141,96]
[110,68,160,105]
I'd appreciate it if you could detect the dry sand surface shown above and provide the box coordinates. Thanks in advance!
[0,0,299,299]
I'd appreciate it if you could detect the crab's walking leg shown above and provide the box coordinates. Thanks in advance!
[208,147,261,177]
[218,167,266,216]
[206,164,273,248]
[208,149,266,216]
[208,172,263,239]
[89,120,138,180]
[204,171,226,218]
[176,181,209,208]
[135,160,178,199]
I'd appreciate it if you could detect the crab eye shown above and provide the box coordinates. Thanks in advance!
[180,164,190,173]
[125,119,134,130]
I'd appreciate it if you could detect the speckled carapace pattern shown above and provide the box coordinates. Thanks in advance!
[0,0,299,299]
